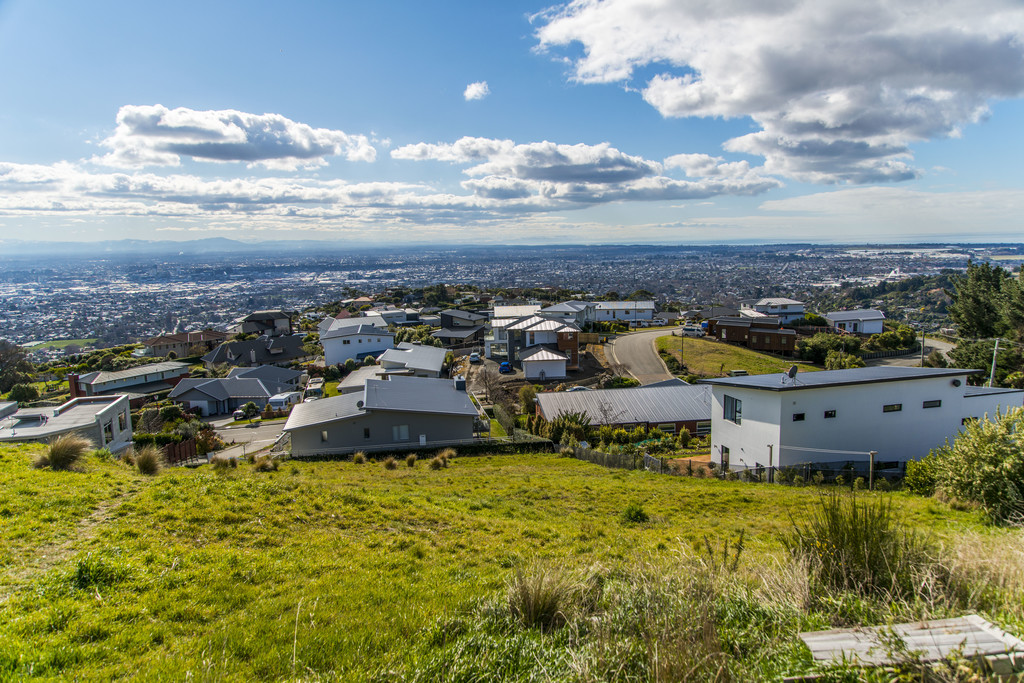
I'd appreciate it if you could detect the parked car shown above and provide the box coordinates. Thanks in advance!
[680,325,705,337]
[498,361,513,374]
[469,352,481,363]
[232,409,245,420]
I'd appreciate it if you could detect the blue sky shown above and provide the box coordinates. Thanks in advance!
[1,0,1023,245]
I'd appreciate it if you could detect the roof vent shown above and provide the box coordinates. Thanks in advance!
[951,379,961,387]
[356,400,364,408]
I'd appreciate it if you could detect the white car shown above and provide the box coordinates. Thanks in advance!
[680,325,705,337]
[468,352,482,363]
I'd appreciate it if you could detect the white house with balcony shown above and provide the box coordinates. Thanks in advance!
[702,367,1023,472]
[739,297,805,324]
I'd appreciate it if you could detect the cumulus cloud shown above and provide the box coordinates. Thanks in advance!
[94,105,376,170]
[394,136,781,205]
[535,0,1024,183]
[464,81,491,101]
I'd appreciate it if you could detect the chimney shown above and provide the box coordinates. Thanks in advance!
[68,373,81,398]
[250,349,257,364]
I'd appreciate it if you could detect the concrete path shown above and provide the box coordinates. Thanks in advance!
[606,328,675,385]
[214,420,286,460]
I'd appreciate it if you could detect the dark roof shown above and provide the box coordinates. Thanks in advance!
[364,377,478,416]
[170,378,286,401]
[321,323,394,340]
[431,326,484,340]
[202,334,308,367]
[537,381,711,425]
[441,309,487,321]
[700,367,979,392]
[77,361,189,385]
[964,386,1024,397]
[227,365,303,384]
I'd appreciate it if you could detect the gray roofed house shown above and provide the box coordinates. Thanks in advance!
[202,334,310,369]
[320,323,395,366]
[226,364,304,387]
[536,379,712,435]
[284,376,481,456]
[230,310,294,337]
[824,309,886,334]
[378,342,447,377]
[68,361,191,407]
[169,375,296,416]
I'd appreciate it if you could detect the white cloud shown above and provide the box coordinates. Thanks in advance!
[535,0,1024,183]
[93,105,377,170]
[463,81,491,101]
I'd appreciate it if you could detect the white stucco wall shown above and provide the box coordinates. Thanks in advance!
[523,358,566,380]
[323,334,395,365]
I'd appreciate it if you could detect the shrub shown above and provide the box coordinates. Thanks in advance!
[406,454,417,467]
[135,445,163,476]
[507,564,574,632]
[875,478,891,492]
[8,383,39,403]
[903,454,938,496]
[621,501,649,524]
[352,451,367,464]
[383,457,397,470]
[36,433,92,471]
[210,456,237,471]
[92,447,115,461]
[792,474,805,486]
[932,408,1024,524]
[437,447,456,460]
[784,492,932,599]
[429,456,443,470]
[159,404,184,423]
[253,455,278,472]
[853,477,866,491]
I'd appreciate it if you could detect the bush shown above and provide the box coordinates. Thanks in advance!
[429,456,443,470]
[135,445,163,476]
[383,457,397,470]
[621,501,649,524]
[437,447,456,460]
[253,455,278,472]
[211,456,237,471]
[784,492,932,599]
[36,433,92,470]
[8,383,40,403]
[405,454,417,467]
[92,447,115,461]
[352,451,367,464]
[932,408,1024,524]
[903,454,938,496]
[507,564,574,632]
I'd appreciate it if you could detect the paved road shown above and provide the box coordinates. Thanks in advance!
[606,329,675,385]
[864,337,955,367]
[214,420,286,460]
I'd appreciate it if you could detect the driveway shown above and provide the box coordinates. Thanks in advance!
[864,337,955,368]
[606,329,675,385]
[214,420,286,459]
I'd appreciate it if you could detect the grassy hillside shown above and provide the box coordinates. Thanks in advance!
[0,444,1019,680]
[657,335,821,377]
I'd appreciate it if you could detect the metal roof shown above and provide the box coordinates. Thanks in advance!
[701,367,978,392]
[321,323,394,340]
[825,309,886,322]
[364,377,478,416]
[78,361,189,385]
[521,347,568,362]
[0,395,128,442]
[228,365,303,384]
[283,393,366,431]
[537,382,711,425]
[595,301,656,310]
[378,342,446,375]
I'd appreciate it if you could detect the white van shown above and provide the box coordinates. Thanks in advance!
[269,392,302,410]
[680,325,705,337]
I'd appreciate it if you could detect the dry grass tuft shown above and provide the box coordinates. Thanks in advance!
[253,455,278,472]
[135,445,163,476]
[429,456,443,470]
[352,451,367,464]
[437,447,456,460]
[405,454,417,468]
[35,433,93,471]
[383,456,397,470]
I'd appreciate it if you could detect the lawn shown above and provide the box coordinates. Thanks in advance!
[0,443,1018,680]
[23,338,97,351]
[657,335,821,377]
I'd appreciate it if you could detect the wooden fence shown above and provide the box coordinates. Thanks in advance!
[163,437,201,466]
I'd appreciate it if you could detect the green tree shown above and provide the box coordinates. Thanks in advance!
[519,384,538,412]
[797,333,862,365]
[824,350,865,370]
[8,383,39,403]
[242,401,260,422]
[0,340,33,394]
[947,339,1024,386]
[946,260,1010,338]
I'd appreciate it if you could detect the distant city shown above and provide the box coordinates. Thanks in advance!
[2,240,1021,352]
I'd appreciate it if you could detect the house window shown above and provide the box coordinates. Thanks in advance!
[721,446,731,468]
[824,410,836,419]
[721,330,727,340]
[923,400,942,409]
[321,430,329,442]
[363,427,370,439]
[103,421,113,444]
[118,412,127,431]
[343,339,350,345]
[883,404,902,413]
[781,337,787,345]
[392,424,410,441]
[696,421,711,436]
[792,413,805,422]
[657,423,676,434]
[724,395,742,425]
[750,335,757,344]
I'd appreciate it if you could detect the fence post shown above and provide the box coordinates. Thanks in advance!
[869,450,876,490]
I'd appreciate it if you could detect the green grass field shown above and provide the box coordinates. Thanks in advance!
[0,443,1019,680]
[657,335,821,377]
[23,338,98,351]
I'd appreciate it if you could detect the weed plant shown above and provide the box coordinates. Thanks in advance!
[253,455,278,472]
[352,451,366,464]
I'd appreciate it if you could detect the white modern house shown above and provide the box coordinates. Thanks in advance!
[595,301,656,323]
[377,342,447,378]
[0,395,134,452]
[739,298,806,324]
[321,323,395,366]
[702,367,1023,472]
[824,309,886,334]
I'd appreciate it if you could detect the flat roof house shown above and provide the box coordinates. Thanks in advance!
[321,323,395,366]
[68,361,190,408]
[739,298,805,324]
[595,301,656,323]
[0,394,133,452]
[824,309,886,335]
[702,367,1024,472]
[377,342,447,377]
[284,376,480,457]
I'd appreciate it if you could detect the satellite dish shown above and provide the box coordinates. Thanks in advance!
[356,400,364,408]
[787,365,799,379]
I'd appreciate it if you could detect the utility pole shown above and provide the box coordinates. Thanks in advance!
[869,450,877,490]
[920,330,926,366]
[767,444,774,483]
[989,338,1001,387]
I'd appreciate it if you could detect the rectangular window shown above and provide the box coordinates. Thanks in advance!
[923,400,942,409]
[392,424,410,441]
[696,421,711,436]
[781,337,788,345]
[363,427,370,439]
[724,395,742,425]
[792,413,805,421]
[343,339,350,345]
[750,335,757,344]
[657,423,676,434]
[824,410,836,419]
[118,411,127,431]
[321,430,328,442]
[883,403,902,413]
[103,421,113,444]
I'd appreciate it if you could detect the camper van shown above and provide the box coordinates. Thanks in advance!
[304,377,325,400]
[269,392,302,411]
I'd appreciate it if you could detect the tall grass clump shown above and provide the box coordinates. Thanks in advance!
[253,455,278,472]
[429,456,443,470]
[506,564,576,632]
[35,433,92,470]
[383,456,397,470]
[406,454,417,468]
[437,447,456,460]
[134,444,163,476]
[352,451,367,464]
[620,501,649,524]
[784,492,932,599]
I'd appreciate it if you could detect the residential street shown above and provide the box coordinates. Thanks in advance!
[864,337,955,367]
[606,328,674,385]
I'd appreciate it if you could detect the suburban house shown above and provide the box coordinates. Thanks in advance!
[739,298,806,324]
[168,365,304,416]
[493,304,542,319]
[825,309,886,335]
[536,379,712,436]
[68,361,191,408]
[141,329,229,358]
[378,342,447,378]
[321,323,395,366]
[0,394,133,452]
[284,376,481,456]
[540,301,597,327]
[202,334,310,369]
[595,301,656,324]
[430,309,487,347]
[230,310,294,337]
[485,314,581,378]
[520,347,570,380]
[705,316,797,356]
[701,367,1024,473]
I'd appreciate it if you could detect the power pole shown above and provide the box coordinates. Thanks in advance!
[988,338,1001,387]
[868,450,876,490]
